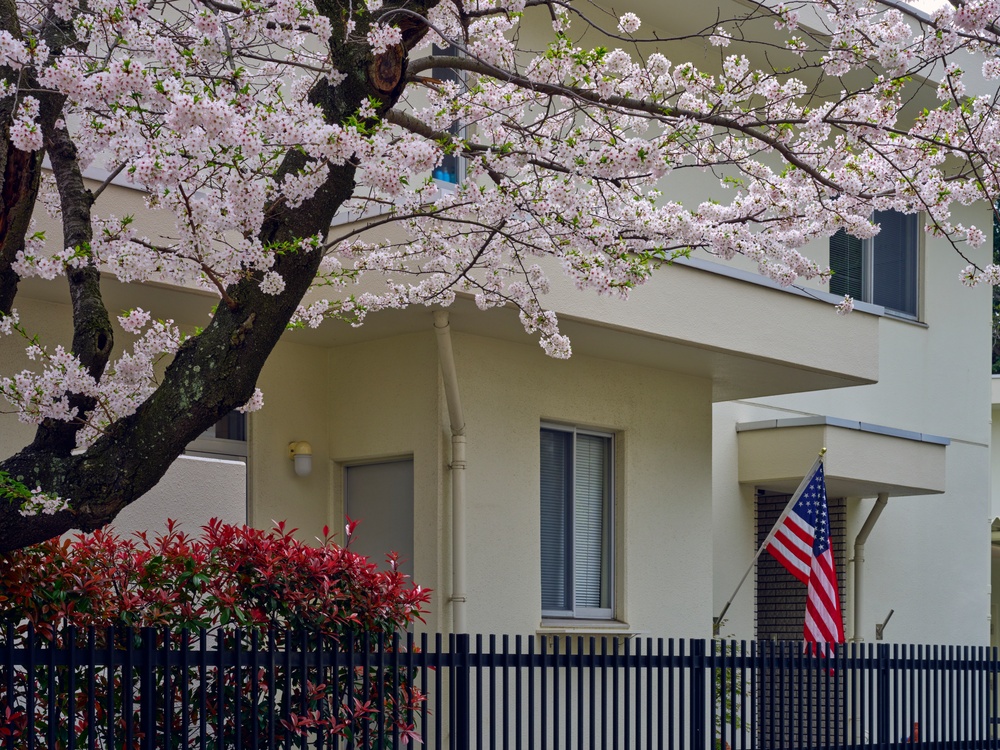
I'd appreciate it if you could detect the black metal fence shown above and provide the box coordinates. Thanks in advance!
[2,623,999,749]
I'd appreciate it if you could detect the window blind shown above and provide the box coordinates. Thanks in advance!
[829,229,864,301]
[574,434,610,609]
[540,429,572,612]
[871,210,918,316]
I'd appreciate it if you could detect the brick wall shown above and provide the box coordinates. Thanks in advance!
[755,492,847,639]
[754,492,848,747]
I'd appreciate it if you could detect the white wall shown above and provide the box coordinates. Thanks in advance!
[991,384,1000,517]
[286,324,717,637]
[324,330,445,628]
[249,338,333,538]
[452,332,714,638]
[110,454,246,538]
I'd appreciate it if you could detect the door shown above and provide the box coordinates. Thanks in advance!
[344,459,414,580]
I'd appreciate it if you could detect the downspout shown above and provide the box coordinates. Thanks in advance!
[852,493,889,641]
[434,310,467,633]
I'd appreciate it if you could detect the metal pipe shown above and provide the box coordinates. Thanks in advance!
[852,492,889,642]
[434,310,468,633]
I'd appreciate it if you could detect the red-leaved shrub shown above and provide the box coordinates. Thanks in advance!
[0,519,431,748]
[0,518,429,635]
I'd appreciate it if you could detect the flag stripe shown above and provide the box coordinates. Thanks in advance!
[774,523,814,561]
[766,543,811,584]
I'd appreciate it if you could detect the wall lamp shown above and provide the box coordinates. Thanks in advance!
[288,441,313,477]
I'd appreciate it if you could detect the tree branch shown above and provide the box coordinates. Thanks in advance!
[407,54,846,194]
[0,0,42,317]
[27,107,115,455]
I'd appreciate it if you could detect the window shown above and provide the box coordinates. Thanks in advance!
[540,425,614,619]
[830,210,920,318]
[430,44,464,186]
[186,410,248,459]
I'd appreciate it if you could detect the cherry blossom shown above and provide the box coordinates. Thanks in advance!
[618,12,641,34]
[18,487,70,518]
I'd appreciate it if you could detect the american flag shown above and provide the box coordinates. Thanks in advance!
[765,462,845,652]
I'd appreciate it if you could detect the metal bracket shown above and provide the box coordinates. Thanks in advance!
[875,609,894,641]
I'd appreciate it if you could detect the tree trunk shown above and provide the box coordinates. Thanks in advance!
[0,0,435,552]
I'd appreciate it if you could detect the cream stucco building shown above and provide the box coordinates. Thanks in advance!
[1,0,994,650]
[2,195,992,646]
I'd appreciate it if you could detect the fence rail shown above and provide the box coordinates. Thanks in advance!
[2,623,998,749]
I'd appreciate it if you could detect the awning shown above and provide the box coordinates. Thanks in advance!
[737,416,947,498]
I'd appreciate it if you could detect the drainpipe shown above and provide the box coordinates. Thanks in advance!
[852,493,889,642]
[434,310,467,633]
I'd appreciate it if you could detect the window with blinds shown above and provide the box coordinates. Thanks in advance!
[829,210,919,318]
[540,425,614,619]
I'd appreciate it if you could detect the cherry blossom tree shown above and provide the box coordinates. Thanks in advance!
[0,0,998,551]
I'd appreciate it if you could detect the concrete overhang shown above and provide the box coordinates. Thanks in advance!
[537,257,881,401]
[737,417,948,498]
[19,145,882,405]
[19,253,881,403]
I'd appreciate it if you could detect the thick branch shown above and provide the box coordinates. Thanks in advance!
[24,95,115,455]
[0,0,42,316]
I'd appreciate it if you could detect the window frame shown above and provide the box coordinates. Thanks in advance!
[430,44,467,190]
[830,210,921,320]
[185,410,248,460]
[540,422,615,621]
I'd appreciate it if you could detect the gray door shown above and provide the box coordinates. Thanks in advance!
[344,459,414,580]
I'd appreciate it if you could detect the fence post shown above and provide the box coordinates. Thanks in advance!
[877,642,890,748]
[454,633,471,750]
[140,627,155,750]
[691,639,707,750]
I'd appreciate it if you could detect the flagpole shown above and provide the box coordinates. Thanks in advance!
[713,448,826,636]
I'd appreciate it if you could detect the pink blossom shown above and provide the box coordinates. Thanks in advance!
[617,12,641,34]
[366,23,402,55]
[3,0,1000,436]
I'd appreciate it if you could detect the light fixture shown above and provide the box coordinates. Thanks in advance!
[288,441,313,477]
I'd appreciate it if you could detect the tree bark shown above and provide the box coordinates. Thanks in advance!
[0,0,43,317]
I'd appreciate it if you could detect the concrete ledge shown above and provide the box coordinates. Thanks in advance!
[736,415,950,446]
[737,420,947,497]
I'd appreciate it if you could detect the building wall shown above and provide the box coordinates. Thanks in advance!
[250,338,333,537]
[453,332,714,638]
[324,330,445,630]
[713,202,993,647]
[110,455,246,537]
[991,383,1000,517]
[992,550,1000,648]
[230,321,715,637]
[988,381,1000,648]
